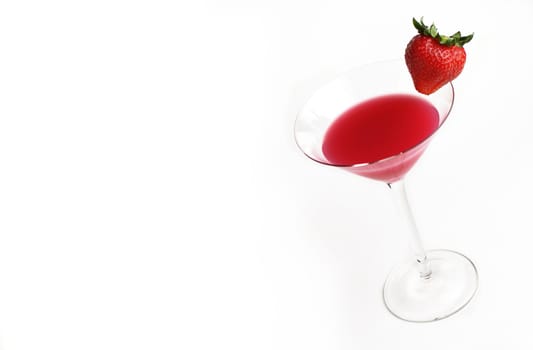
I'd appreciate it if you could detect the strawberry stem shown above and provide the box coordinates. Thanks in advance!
[412,17,473,47]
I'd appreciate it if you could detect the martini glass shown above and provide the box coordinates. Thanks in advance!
[294,60,478,322]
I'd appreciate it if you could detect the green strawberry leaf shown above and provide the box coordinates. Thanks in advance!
[412,17,474,47]
[458,33,474,46]
[429,24,438,37]
[413,17,425,33]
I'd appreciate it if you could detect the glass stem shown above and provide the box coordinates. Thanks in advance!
[388,179,432,279]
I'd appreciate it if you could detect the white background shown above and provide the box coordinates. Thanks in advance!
[0,0,532,349]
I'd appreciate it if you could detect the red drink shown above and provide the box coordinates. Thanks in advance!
[322,94,439,182]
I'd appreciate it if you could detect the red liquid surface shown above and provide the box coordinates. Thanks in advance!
[322,94,439,181]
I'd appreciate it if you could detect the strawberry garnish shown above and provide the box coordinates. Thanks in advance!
[405,17,473,95]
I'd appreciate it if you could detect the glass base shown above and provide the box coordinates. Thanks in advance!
[383,249,478,322]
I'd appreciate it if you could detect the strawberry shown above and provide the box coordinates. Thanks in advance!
[405,18,473,95]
